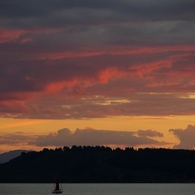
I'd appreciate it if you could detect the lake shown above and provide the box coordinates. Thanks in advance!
[0,183,195,195]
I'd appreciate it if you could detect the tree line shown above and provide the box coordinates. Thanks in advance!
[0,146,195,183]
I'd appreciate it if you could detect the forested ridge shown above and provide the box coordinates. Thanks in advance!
[0,146,195,183]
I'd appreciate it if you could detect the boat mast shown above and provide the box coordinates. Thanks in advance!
[55,176,60,190]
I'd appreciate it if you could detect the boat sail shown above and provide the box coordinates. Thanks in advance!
[52,175,63,194]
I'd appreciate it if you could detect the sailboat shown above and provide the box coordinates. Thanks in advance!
[52,175,63,194]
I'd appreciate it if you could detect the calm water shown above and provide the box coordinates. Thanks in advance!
[0,183,195,195]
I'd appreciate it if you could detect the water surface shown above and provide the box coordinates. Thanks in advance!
[0,183,195,195]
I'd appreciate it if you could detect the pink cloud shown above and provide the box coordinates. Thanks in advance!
[1,25,195,120]
[0,28,28,43]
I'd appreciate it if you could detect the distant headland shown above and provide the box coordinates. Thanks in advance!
[0,146,195,183]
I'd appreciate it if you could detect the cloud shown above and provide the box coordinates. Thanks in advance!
[1,1,195,29]
[29,128,167,148]
[169,125,195,149]
[3,125,195,150]
[0,1,195,121]
[0,132,35,145]
[2,92,195,119]
[137,130,163,137]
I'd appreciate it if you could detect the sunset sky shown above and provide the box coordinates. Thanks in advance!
[1,0,195,153]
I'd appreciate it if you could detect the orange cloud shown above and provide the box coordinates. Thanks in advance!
[45,80,77,93]
[98,68,128,83]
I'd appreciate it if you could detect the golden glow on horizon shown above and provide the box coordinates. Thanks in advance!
[0,115,194,134]
[1,114,195,153]
[0,119,42,130]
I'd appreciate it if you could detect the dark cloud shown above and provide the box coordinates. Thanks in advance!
[29,128,166,147]
[2,90,195,119]
[0,0,195,120]
[0,47,195,94]
[1,1,195,29]
[16,93,195,119]
[169,125,195,149]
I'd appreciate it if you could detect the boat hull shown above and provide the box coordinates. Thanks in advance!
[52,189,63,194]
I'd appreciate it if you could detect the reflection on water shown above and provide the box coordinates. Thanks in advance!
[0,183,195,195]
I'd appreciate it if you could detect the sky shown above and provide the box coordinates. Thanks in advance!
[1,0,195,153]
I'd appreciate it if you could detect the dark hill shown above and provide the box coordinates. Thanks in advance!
[0,146,195,183]
[0,150,32,164]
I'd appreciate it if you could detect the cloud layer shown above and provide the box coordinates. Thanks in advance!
[0,127,166,148]
[0,1,195,121]
[1,123,195,150]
